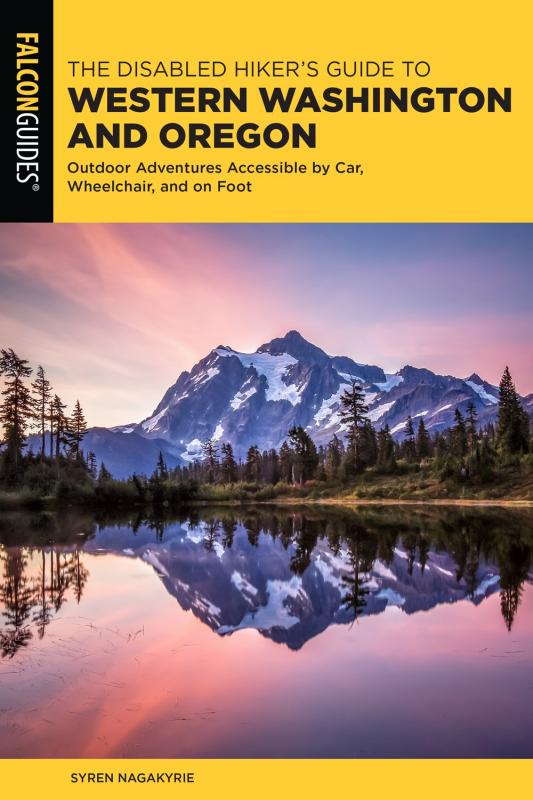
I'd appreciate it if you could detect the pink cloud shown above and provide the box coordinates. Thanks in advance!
[1,224,531,428]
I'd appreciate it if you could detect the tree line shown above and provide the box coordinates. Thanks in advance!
[0,348,94,491]
[172,365,530,488]
[1,346,531,503]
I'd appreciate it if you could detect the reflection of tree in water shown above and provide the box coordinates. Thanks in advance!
[418,535,430,574]
[402,531,418,576]
[436,513,532,631]
[497,538,530,632]
[70,551,89,604]
[0,546,90,658]
[290,516,319,575]
[0,549,34,657]
[500,586,521,632]
[203,519,220,552]
[146,517,166,542]
[340,524,379,625]
[446,522,483,597]
[33,550,52,639]
[1,506,532,652]
[279,515,295,550]
[221,518,237,549]
[244,516,262,547]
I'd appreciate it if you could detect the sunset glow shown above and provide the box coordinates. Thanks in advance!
[0,223,531,427]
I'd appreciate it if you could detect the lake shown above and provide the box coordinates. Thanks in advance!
[1,504,532,758]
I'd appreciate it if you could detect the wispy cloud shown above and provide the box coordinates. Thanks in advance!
[1,223,531,426]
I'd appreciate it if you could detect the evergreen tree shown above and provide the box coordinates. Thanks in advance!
[475,436,496,481]
[497,366,529,455]
[325,434,343,480]
[64,399,87,460]
[220,442,238,483]
[148,469,164,505]
[86,451,98,479]
[263,448,280,484]
[156,450,168,480]
[31,365,52,461]
[358,420,378,468]
[377,425,396,472]
[465,401,478,454]
[97,463,112,483]
[245,444,261,482]
[435,432,448,462]
[278,441,293,483]
[50,394,67,458]
[403,415,416,462]
[451,408,468,460]
[48,399,54,459]
[315,458,327,482]
[416,417,431,459]
[131,473,148,502]
[485,421,496,443]
[287,426,319,483]
[498,366,515,438]
[339,381,368,473]
[202,439,219,483]
[0,349,34,473]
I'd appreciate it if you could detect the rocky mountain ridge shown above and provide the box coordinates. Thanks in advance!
[35,330,526,477]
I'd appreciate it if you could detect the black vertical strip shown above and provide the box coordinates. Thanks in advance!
[0,0,53,222]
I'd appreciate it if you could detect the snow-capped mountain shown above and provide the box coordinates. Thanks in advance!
[84,517,507,650]
[102,329,506,472]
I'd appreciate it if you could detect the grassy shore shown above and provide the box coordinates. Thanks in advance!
[306,465,533,504]
[192,461,533,504]
[1,461,532,511]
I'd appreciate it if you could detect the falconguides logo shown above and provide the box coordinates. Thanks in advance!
[16,33,40,190]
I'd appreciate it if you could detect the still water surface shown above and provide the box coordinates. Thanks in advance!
[1,505,532,757]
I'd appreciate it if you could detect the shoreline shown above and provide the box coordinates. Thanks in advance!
[198,497,533,509]
[284,497,533,508]
[1,494,533,513]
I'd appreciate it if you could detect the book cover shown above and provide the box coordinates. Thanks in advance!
[0,1,532,797]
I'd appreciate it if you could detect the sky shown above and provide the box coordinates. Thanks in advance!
[0,223,532,427]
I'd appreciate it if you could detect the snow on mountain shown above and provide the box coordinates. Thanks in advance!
[390,410,429,435]
[219,575,305,634]
[142,406,169,433]
[230,383,257,410]
[465,378,498,405]
[367,401,396,422]
[313,383,350,427]
[181,438,203,463]
[376,374,404,393]
[216,347,303,405]
[80,330,513,474]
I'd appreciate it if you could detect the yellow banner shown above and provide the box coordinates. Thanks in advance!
[2,759,533,798]
[53,0,533,222]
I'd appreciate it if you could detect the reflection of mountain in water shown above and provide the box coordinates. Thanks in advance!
[85,520,503,650]
[2,506,533,655]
